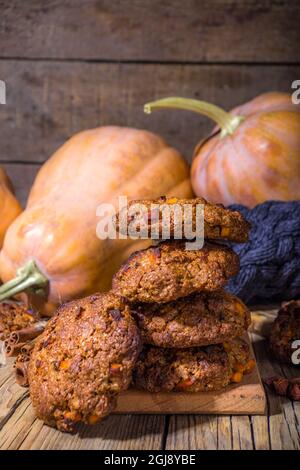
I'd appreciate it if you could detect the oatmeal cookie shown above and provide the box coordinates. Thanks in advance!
[114,196,250,242]
[269,300,300,365]
[134,290,250,348]
[28,292,141,432]
[133,338,255,392]
[112,240,239,303]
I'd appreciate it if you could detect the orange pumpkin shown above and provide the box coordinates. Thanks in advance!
[145,93,300,207]
[0,167,22,247]
[0,126,192,316]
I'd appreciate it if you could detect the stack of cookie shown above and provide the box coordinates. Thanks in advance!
[26,197,255,433]
[113,197,255,393]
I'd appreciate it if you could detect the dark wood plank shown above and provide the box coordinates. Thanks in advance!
[19,412,165,450]
[0,1,299,63]
[166,415,219,450]
[2,163,40,207]
[0,60,299,163]
[0,358,28,431]
[166,415,256,450]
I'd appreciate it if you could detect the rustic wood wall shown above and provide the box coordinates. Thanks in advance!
[0,0,299,206]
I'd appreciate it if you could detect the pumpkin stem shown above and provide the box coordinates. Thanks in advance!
[0,260,48,302]
[144,97,244,137]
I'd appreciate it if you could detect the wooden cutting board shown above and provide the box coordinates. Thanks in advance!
[115,336,266,415]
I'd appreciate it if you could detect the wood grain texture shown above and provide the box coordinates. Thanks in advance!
[0,398,36,450]
[0,397,165,450]
[0,1,299,63]
[117,383,266,415]
[166,415,260,450]
[0,60,299,164]
[18,414,165,450]
[2,163,40,207]
[0,358,28,429]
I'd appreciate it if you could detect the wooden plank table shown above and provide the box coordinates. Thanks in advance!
[0,306,299,450]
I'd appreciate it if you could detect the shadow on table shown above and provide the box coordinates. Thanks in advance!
[76,412,213,443]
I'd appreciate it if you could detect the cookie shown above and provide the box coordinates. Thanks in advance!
[112,240,239,304]
[133,338,255,393]
[134,290,250,348]
[114,196,251,242]
[269,300,300,365]
[28,292,141,432]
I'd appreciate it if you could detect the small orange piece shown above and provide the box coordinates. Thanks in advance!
[176,378,194,390]
[231,372,243,383]
[244,359,255,374]
[166,197,178,204]
[22,313,35,322]
[60,359,71,370]
[64,411,81,422]
[234,301,245,316]
[88,413,100,425]
[110,363,122,375]
[234,362,245,373]
[221,227,230,237]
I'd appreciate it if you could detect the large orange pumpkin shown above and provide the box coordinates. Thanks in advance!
[0,126,192,316]
[0,167,22,247]
[145,92,300,207]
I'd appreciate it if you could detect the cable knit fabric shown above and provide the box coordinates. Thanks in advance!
[227,201,300,304]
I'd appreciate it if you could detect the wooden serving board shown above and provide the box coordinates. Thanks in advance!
[116,336,266,415]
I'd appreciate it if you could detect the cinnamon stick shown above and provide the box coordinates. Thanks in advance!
[14,349,32,388]
[14,356,30,387]
[7,320,47,345]
[20,341,36,355]
[4,339,27,357]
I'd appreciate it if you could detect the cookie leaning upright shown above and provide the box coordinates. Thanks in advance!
[28,292,141,432]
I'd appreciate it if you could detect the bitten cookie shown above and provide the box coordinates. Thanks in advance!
[28,292,141,432]
[133,338,255,393]
[114,196,251,242]
[134,290,251,348]
[269,300,300,365]
[112,240,239,304]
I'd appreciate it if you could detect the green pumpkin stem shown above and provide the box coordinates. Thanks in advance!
[144,97,244,137]
[0,260,48,301]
